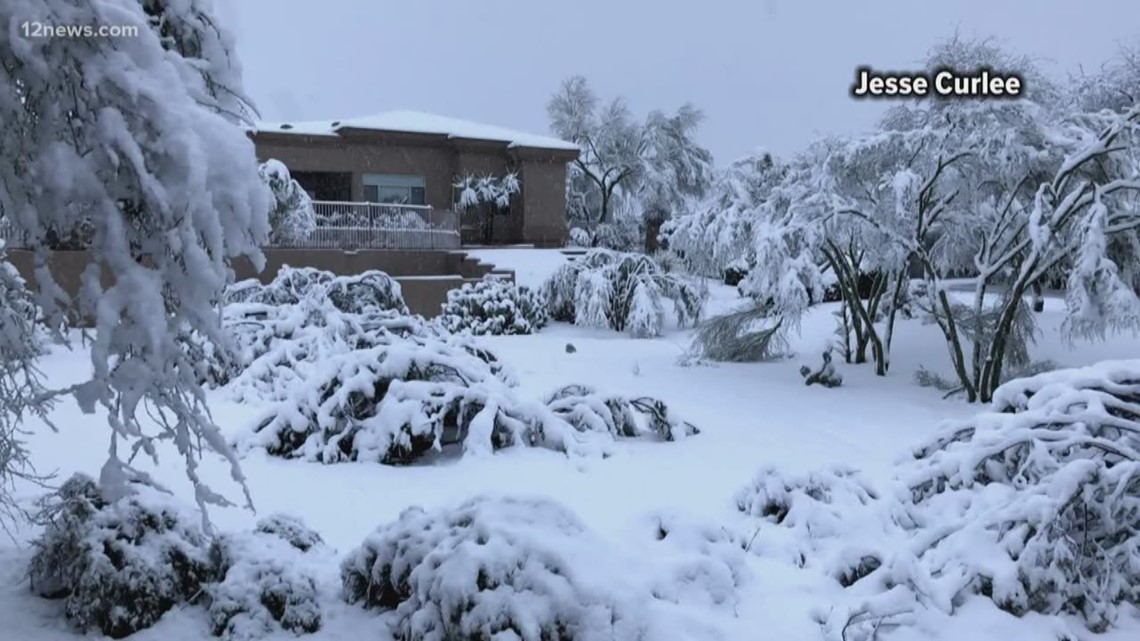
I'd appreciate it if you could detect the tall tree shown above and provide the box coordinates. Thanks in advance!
[547,76,713,228]
[0,0,270,526]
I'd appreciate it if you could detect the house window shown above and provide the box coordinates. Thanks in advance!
[362,173,426,205]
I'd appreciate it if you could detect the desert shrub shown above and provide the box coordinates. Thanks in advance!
[340,496,655,640]
[542,249,705,338]
[27,474,211,638]
[898,361,1140,631]
[545,384,699,441]
[438,278,549,336]
[734,466,907,571]
[208,267,426,399]
[246,336,614,465]
[773,361,1140,638]
[226,266,407,315]
[245,332,699,465]
[642,511,751,611]
[206,514,324,641]
[253,513,324,552]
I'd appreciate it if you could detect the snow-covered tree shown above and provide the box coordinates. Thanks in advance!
[543,249,705,337]
[0,243,51,534]
[666,150,788,277]
[0,0,270,522]
[453,171,520,243]
[547,76,714,231]
[259,159,316,245]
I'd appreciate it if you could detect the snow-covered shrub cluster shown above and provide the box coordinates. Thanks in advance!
[205,514,324,641]
[438,278,549,336]
[27,475,326,640]
[224,267,696,465]
[27,474,212,639]
[545,384,699,441]
[194,266,416,397]
[736,361,1140,638]
[543,248,705,338]
[898,360,1140,631]
[259,159,316,245]
[341,496,733,640]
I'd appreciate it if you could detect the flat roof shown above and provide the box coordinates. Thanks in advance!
[252,109,578,151]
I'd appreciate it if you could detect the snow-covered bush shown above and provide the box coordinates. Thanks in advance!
[260,159,316,245]
[225,266,407,315]
[340,496,654,640]
[27,474,211,638]
[568,226,592,247]
[205,267,418,398]
[542,249,705,338]
[641,511,751,611]
[545,384,699,441]
[898,360,1140,631]
[591,219,643,252]
[438,278,549,336]
[245,334,609,464]
[735,466,907,573]
[206,514,324,641]
[767,361,1140,638]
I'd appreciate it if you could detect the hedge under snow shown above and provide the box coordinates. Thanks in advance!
[438,277,549,336]
[543,248,705,338]
[734,360,1140,639]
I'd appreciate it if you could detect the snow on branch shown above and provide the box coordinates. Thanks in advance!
[453,172,520,211]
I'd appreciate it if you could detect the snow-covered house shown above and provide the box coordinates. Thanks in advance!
[249,110,579,247]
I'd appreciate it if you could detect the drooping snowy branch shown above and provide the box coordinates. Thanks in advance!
[0,0,271,523]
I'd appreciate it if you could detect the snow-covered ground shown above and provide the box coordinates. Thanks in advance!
[2,248,1138,641]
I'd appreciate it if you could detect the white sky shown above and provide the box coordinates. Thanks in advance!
[219,0,1140,163]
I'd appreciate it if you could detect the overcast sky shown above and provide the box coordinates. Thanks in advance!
[219,0,1140,164]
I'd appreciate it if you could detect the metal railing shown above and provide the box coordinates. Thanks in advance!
[284,201,462,250]
[1,203,464,251]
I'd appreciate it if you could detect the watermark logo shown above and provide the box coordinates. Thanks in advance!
[21,21,140,39]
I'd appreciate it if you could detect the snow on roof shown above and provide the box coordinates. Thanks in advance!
[254,110,578,151]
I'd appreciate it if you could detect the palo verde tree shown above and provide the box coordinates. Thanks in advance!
[0,0,271,527]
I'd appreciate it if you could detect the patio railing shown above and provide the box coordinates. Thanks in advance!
[282,201,461,250]
[0,202,464,251]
